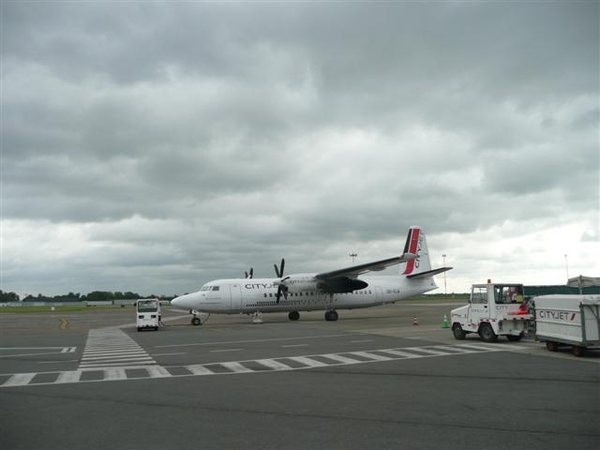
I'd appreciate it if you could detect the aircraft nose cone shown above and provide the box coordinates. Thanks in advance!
[171,293,196,310]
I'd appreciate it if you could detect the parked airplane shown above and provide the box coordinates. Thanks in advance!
[171,226,451,324]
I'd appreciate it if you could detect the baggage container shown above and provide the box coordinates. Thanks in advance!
[534,295,600,356]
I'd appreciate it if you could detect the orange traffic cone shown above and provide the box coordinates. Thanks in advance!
[412,315,419,326]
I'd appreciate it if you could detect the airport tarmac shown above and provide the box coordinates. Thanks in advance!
[1,302,599,450]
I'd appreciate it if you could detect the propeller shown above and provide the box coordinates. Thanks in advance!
[274,258,288,304]
[245,268,254,279]
[274,259,285,278]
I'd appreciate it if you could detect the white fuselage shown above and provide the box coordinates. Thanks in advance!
[172,274,438,315]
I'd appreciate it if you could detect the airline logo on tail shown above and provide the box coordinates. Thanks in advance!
[402,227,424,275]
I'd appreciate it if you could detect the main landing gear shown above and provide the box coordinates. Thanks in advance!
[286,310,338,321]
[325,310,339,322]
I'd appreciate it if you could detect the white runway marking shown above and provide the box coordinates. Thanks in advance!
[79,328,157,369]
[1,344,520,388]
[0,346,78,359]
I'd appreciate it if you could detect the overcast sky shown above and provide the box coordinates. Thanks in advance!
[2,1,599,298]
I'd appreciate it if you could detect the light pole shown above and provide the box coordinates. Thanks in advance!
[564,254,569,282]
[442,254,447,298]
[349,253,357,264]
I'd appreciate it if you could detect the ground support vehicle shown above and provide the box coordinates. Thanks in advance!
[136,299,161,331]
[534,295,600,356]
[451,281,533,343]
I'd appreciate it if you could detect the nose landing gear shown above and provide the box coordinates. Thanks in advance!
[189,310,210,326]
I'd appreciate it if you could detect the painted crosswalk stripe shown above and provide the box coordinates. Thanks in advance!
[79,328,157,369]
[80,359,155,368]
[220,362,254,373]
[146,366,172,378]
[186,364,215,375]
[432,345,481,354]
[3,373,36,387]
[350,351,394,361]
[255,359,294,371]
[455,343,506,352]
[406,347,452,356]
[377,349,422,358]
[287,356,329,368]
[1,344,521,388]
[320,353,363,364]
[55,370,82,384]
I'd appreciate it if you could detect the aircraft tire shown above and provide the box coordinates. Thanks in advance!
[325,310,338,322]
[191,317,202,326]
[288,311,300,321]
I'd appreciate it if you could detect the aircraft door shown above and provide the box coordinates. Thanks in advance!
[229,284,242,311]
[468,286,490,323]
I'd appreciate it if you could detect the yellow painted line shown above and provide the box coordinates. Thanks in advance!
[60,318,68,330]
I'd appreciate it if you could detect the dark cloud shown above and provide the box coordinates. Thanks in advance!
[2,1,598,296]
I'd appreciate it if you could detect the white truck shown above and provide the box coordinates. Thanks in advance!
[534,294,600,356]
[451,281,533,343]
[136,298,161,331]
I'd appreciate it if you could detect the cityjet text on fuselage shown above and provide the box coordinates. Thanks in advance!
[244,283,276,290]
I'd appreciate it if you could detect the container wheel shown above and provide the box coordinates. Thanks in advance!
[571,346,585,357]
[545,341,557,352]
[452,323,466,340]
[479,323,498,343]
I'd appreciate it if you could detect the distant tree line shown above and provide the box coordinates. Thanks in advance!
[0,290,20,302]
[0,290,176,303]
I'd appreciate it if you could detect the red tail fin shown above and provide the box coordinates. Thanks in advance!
[401,226,431,276]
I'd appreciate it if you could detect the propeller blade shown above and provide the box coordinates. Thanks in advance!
[274,258,285,278]
[274,258,286,303]
[276,284,288,304]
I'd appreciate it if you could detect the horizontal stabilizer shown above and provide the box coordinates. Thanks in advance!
[406,267,453,280]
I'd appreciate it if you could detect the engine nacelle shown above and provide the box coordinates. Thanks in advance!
[319,277,369,293]
[278,274,368,294]
[279,274,320,293]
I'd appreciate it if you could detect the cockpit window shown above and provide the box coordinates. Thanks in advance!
[212,286,220,291]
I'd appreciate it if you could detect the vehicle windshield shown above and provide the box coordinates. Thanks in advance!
[137,300,159,312]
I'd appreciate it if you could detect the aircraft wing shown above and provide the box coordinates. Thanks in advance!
[314,253,416,281]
